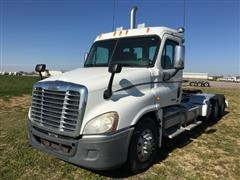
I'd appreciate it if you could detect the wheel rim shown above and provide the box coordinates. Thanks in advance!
[137,129,155,162]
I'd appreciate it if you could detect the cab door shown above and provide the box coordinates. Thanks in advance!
[153,33,183,107]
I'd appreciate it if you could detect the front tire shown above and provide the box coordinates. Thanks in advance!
[127,117,158,173]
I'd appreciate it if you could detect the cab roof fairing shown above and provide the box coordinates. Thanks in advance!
[94,26,183,42]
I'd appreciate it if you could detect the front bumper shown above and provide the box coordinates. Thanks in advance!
[28,121,134,170]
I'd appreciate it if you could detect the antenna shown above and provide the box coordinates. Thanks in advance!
[112,0,116,31]
[183,0,186,29]
[0,3,3,72]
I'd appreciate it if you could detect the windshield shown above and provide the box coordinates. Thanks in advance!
[84,36,160,67]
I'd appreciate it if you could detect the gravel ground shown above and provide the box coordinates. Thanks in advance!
[183,81,240,89]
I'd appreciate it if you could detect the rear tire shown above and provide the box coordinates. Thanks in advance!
[204,82,210,87]
[210,101,219,121]
[189,82,194,86]
[218,99,225,118]
[198,82,203,87]
[127,117,158,173]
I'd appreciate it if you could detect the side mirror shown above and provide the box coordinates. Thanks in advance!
[35,64,46,80]
[108,64,122,74]
[104,64,122,99]
[35,64,46,72]
[173,45,185,69]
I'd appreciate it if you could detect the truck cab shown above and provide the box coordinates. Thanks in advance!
[28,7,226,173]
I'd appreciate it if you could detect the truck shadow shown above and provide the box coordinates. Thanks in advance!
[111,79,145,101]
[88,111,229,178]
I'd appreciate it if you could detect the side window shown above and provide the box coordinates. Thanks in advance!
[162,40,178,69]
[94,47,109,64]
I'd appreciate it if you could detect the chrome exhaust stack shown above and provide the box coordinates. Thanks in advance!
[130,6,138,29]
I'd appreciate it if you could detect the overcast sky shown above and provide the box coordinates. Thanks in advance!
[0,0,239,75]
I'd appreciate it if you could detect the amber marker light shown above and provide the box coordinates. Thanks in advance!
[155,96,160,102]
[146,27,150,33]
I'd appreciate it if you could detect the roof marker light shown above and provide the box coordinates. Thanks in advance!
[116,27,123,31]
[146,27,150,33]
[137,23,145,28]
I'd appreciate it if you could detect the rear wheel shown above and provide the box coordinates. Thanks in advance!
[204,82,210,87]
[218,99,225,118]
[211,101,219,121]
[189,82,195,86]
[197,82,203,87]
[127,117,158,173]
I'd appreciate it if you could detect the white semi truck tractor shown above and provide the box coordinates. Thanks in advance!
[27,7,227,173]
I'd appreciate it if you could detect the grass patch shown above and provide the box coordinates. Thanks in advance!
[0,76,39,99]
[0,77,239,179]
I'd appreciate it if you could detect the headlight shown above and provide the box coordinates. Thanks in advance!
[83,112,119,135]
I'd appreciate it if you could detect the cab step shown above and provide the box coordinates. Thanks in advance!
[166,121,202,139]
[167,128,185,139]
[184,121,202,131]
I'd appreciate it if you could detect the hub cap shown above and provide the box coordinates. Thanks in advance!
[137,129,155,162]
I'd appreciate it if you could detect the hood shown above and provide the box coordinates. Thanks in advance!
[42,67,151,92]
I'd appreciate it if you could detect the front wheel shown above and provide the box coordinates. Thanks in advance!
[127,117,158,173]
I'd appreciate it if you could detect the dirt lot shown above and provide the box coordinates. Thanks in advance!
[208,81,240,89]
[0,77,240,179]
[183,80,240,89]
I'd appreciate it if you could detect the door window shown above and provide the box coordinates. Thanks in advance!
[162,40,178,69]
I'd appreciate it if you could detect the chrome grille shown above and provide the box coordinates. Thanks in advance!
[30,81,87,137]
